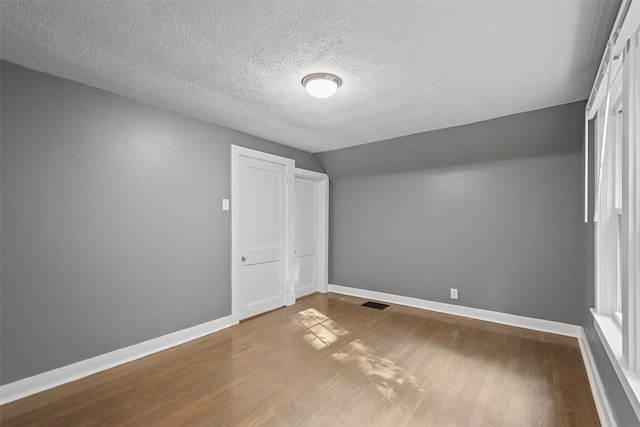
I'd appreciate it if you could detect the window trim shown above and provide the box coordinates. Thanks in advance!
[620,31,639,374]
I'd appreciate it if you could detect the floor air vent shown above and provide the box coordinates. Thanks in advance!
[361,301,390,310]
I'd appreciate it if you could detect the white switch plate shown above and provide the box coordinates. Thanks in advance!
[450,288,458,299]
[222,199,230,211]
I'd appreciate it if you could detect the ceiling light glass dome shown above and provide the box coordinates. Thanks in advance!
[302,73,342,98]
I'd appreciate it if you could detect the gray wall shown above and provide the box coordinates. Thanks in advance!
[318,102,587,180]
[316,103,585,325]
[582,121,639,426]
[0,61,323,385]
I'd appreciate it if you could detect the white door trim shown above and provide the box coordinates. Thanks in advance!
[294,167,329,294]
[231,145,296,320]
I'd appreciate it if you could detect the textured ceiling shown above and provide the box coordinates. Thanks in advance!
[1,1,618,153]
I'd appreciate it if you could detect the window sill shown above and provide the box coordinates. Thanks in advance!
[591,308,640,419]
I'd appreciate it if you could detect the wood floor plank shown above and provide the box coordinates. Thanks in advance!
[1,293,600,426]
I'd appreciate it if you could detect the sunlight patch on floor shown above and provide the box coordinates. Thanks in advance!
[294,308,348,349]
[332,339,423,401]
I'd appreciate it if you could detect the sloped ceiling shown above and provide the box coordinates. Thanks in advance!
[1,1,618,153]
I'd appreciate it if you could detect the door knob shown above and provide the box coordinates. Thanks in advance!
[241,255,247,262]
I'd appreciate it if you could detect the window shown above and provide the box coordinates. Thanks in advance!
[587,12,640,416]
[614,105,623,326]
[595,77,624,326]
[594,68,623,317]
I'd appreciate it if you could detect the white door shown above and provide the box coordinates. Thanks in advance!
[294,177,318,297]
[294,169,329,297]
[232,146,295,320]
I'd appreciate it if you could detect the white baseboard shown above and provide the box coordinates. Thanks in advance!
[0,313,239,405]
[328,284,581,337]
[578,327,617,427]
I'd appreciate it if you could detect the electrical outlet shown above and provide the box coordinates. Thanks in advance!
[222,199,230,211]
[450,288,458,300]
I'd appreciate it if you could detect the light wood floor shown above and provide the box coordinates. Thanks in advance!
[1,293,599,426]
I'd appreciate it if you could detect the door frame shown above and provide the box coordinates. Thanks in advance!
[231,145,296,320]
[294,167,329,295]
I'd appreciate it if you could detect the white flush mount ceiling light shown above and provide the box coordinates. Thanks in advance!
[302,73,342,98]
